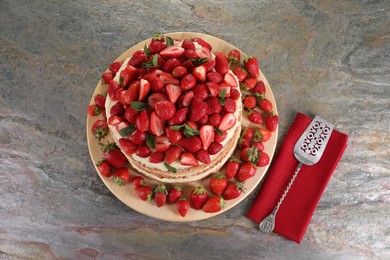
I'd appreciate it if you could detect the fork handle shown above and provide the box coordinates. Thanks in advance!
[276,162,303,208]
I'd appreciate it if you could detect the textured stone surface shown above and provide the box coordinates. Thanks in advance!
[0,0,389,259]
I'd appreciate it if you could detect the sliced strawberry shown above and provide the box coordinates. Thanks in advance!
[108,115,122,126]
[219,84,231,98]
[218,113,236,131]
[159,46,185,58]
[115,121,129,133]
[120,66,138,87]
[181,39,195,50]
[183,49,199,59]
[168,107,189,126]
[108,79,121,101]
[182,91,194,107]
[150,111,165,136]
[123,80,140,104]
[223,72,238,88]
[155,100,176,120]
[206,82,220,98]
[200,125,215,150]
[139,79,150,101]
[165,145,182,164]
[135,109,150,132]
[192,38,212,50]
[195,47,212,59]
[154,135,170,152]
[159,72,180,86]
[193,65,207,82]
[148,92,168,110]
[180,152,199,166]
[166,84,181,103]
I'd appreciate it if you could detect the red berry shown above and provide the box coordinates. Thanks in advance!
[168,185,183,204]
[190,187,208,210]
[96,160,111,177]
[208,142,223,155]
[257,152,270,167]
[223,182,245,200]
[237,162,257,182]
[196,149,211,164]
[209,174,228,195]
[243,95,257,109]
[225,159,240,179]
[176,198,190,217]
[203,196,225,213]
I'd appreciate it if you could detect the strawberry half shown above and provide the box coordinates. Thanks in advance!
[180,152,199,166]
[159,46,185,58]
[200,125,215,150]
[218,113,236,131]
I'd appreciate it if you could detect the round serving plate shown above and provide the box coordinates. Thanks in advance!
[86,32,278,222]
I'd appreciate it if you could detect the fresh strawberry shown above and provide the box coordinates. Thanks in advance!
[135,185,153,201]
[112,167,131,186]
[135,109,150,132]
[258,98,273,112]
[190,99,208,122]
[159,45,185,58]
[108,115,122,126]
[214,130,227,143]
[166,127,182,144]
[162,58,181,73]
[225,159,240,179]
[180,73,197,90]
[155,100,176,120]
[243,95,257,109]
[153,184,168,207]
[182,91,194,107]
[120,66,138,87]
[91,120,108,140]
[168,107,189,126]
[96,160,111,177]
[180,152,199,166]
[176,198,190,217]
[148,92,168,110]
[195,149,211,164]
[240,146,260,164]
[206,82,220,98]
[87,104,101,117]
[108,79,121,100]
[154,135,170,152]
[193,83,209,101]
[131,176,144,188]
[203,196,225,213]
[208,114,221,126]
[223,98,236,113]
[148,39,166,54]
[124,106,139,123]
[182,60,195,73]
[172,66,187,78]
[183,49,199,59]
[135,145,151,158]
[230,88,241,101]
[218,113,236,131]
[244,56,260,78]
[248,110,263,124]
[208,142,223,155]
[129,50,148,67]
[228,49,240,63]
[205,97,222,115]
[190,187,208,210]
[202,59,216,72]
[166,84,181,103]
[109,61,122,74]
[149,151,164,163]
[223,182,245,200]
[129,129,147,145]
[100,142,127,169]
[252,141,264,152]
[257,152,270,167]
[255,128,272,142]
[242,127,255,140]
[178,136,202,153]
[164,145,182,164]
[214,52,229,75]
[206,72,223,84]
[94,95,106,109]
[123,81,140,104]
[144,73,164,92]
[223,72,238,88]
[138,79,150,101]
[193,65,207,82]
[150,111,165,136]
[240,138,251,150]
[110,102,125,116]
[168,185,183,204]
[200,125,215,150]
[242,77,257,90]
[118,138,137,155]
[253,80,266,95]
[265,113,279,132]
[209,174,228,195]
[181,39,195,50]
[159,72,180,86]
[233,67,247,82]
[192,37,212,50]
[196,46,212,59]
[237,162,257,182]
[102,71,114,84]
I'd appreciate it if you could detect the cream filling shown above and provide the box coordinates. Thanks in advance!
[105,42,240,173]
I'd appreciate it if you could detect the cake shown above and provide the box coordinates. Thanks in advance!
[104,34,242,183]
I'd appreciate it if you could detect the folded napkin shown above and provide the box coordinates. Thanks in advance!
[247,113,348,243]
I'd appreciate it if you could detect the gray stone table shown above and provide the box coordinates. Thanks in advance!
[0,0,389,259]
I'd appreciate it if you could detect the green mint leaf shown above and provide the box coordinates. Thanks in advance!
[119,126,136,137]
[219,89,227,106]
[170,124,184,131]
[152,54,159,67]
[113,176,126,187]
[146,134,156,149]
[164,162,177,173]
[214,126,223,136]
[119,77,124,86]
[165,36,174,46]
[130,101,147,111]
[190,58,209,65]
[144,44,151,58]
[183,124,200,137]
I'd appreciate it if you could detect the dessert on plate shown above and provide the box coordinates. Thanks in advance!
[104,34,242,183]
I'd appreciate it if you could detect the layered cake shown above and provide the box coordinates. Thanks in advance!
[104,34,242,183]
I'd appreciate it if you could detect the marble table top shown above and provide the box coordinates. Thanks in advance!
[0,0,389,259]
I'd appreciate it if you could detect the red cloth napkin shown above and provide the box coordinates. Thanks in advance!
[247,113,348,243]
